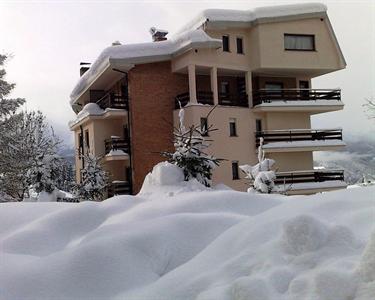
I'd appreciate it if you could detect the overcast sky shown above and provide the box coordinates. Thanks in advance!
[0,0,374,147]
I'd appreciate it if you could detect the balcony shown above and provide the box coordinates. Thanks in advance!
[108,181,132,197]
[104,138,130,162]
[255,129,345,152]
[274,169,347,194]
[219,92,248,107]
[105,138,130,154]
[252,89,343,113]
[275,169,344,184]
[175,91,213,108]
[96,92,128,110]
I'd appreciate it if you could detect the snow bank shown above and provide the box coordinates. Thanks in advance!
[0,181,374,299]
[139,161,207,197]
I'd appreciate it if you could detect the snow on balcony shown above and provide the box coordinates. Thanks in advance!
[69,103,126,129]
[104,149,129,162]
[275,180,347,194]
[262,140,346,152]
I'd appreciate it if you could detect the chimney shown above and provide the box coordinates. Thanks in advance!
[112,40,122,46]
[80,62,91,77]
[149,27,168,42]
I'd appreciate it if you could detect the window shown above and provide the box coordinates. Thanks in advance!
[265,82,283,90]
[78,133,83,159]
[200,117,208,136]
[84,130,90,149]
[229,118,237,136]
[220,81,230,94]
[299,80,310,98]
[284,34,315,51]
[222,35,230,52]
[232,161,239,180]
[256,119,262,133]
[236,37,244,54]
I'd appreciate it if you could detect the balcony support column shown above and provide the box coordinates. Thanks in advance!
[245,71,253,106]
[210,66,218,105]
[188,64,197,104]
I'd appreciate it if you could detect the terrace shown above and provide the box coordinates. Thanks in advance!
[255,129,345,152]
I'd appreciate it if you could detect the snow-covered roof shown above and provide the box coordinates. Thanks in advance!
[176,3,327,34]
[70,29,221,105]
[70,3,340,106]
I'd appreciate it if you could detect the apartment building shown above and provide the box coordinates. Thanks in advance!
[69,3,347,197]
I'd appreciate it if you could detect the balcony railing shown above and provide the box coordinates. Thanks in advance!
[105,138,130,154]
[175,91,214,108]
[275,170,345,185]
[96,92,128,110]
[108,181,132,197]
[252,89,341,106]
[219,92,249,107]
[255,129,343,147]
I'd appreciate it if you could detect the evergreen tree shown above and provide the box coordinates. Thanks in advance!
[161,106,221,187]
[0,54,25,119]
[0,54,25,191]
[1,111,60,199]
[74,153,108,201]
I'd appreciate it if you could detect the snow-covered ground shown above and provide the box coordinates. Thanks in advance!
[0,163,374,300]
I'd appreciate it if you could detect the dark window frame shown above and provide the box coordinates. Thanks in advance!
[78,133,83,160]
[232,161,240,180]
[229,119,237,137]
[284,33,316,51]
[236,37,244,54]
[256,119,262,133]
[222,35,230,52]
[84,130,90,149]
[200,117,209,136]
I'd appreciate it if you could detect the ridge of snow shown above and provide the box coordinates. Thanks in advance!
[105,149,129,157]
[70,29,221,104]
[0,170,374,299]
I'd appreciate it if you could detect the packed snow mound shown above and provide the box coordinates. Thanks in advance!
[358,230,375,282]
[0,184,374,299]
[281,215,330,255]
[139,161,207,197]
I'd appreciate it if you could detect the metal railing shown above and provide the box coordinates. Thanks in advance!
[104,138,130,154]
[96,92,128,110]
[108,181,132,197]
[175,91,214,108]
[275,169,345,185]
[219,92,249,107]
[252,89,341,106]
[255,129,343,147]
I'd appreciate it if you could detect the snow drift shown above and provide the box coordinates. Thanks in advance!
[0,162,374,299]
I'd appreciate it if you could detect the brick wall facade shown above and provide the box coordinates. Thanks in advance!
[128,61,188,193]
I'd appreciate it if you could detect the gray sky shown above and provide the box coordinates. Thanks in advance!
[1,0,374,147]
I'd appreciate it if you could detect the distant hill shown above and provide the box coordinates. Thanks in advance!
[315,134,375,184]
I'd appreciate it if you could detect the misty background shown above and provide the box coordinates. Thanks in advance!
[0,0,374,182]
